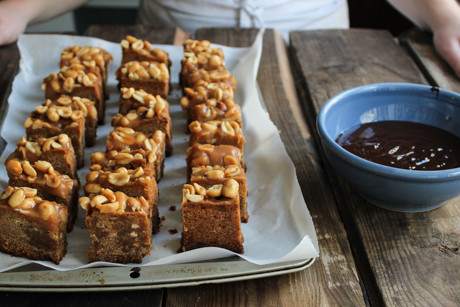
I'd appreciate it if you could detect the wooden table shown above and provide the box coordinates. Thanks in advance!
[0,25,459,307]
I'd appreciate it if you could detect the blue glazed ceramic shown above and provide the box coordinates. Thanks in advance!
[317,83,460,212]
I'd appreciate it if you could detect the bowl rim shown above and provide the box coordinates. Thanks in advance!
[317,82,460,181]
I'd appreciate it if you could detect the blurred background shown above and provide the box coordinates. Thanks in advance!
[25,0,415,36]
[26,0,139,35]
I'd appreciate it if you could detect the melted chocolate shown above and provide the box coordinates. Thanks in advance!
[336,121,460,170]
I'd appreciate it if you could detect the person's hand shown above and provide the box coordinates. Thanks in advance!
[432,17,460,78]
[0,1,29,45]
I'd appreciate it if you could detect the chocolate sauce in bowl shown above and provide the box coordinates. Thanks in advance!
[336,121,460,170]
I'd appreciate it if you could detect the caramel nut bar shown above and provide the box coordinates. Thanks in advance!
[42,67,105,124]
[180,39,226,87]
[25,103,86,169]
[121,35,171,67]
[6,160,79,232]
[60,46,112,101]
[37,96,97,147]
[80,189,153,264]
[60,45,113,86]
[188,99,242,127]
[185,144,244,180]
[180,182,244,254]
[0,186,68,264]
[106,128,166,179]
[191,165,248,223]
[84,167,159,234]
[112,100,172,156]
[118,88,167,114]
[6,134,78,180]
[115,61,169,99]
[189,120,245,151]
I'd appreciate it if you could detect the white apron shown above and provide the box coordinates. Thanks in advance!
[138,0,349,39]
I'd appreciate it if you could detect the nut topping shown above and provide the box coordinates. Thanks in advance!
[22,187,38,198]
[0,187,14,200]
[206,184,223,198]
[6,160,23,176]
[222,179,239,198]
[186,194,204,202]
[8,189,25,208]
[37,201,57,221]
[107,173,130,186]
[22,161,37,177]
[79,196,91,211]
[44,174,61,188]
[193,183,206,196]
[224,165,241,177]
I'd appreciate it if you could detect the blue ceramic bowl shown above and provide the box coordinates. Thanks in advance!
[317,83,460,212]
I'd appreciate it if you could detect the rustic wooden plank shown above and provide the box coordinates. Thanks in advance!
[84,24,180,44]
[165,28,366,307]
[0,289,163,306]
[291,29,460,307]
[399,30,460,92]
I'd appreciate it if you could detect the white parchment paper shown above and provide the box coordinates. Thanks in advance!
[0,30,319,272]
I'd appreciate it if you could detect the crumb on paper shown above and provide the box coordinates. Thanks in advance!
[169,229,178,234]
[161,216,166,221]
[169,205,176,211]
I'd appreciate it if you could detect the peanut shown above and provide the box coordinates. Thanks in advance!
[22,161,37,177]
[9,189,25,208]
[222,179,239,198]
[206,184,223,198]
[37,201,57,221]
[108,173,130,186]
[6,160,23,176]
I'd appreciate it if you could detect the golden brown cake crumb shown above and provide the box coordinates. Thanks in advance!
[80,189,153,263]
[0,186,68,264]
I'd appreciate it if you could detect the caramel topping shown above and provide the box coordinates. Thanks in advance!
[191,165,245,178]
[180,82,234,110]
[80,188,149,215]
[106,128,165,154]
[191,100,241,124]
[35,96,97,123]
[6,160,75,199]
[60,45,113,76]
[10,134,71,163]
[121,35,169,64]
[186,144,242,168]
[117,61,169,82]
[183,39,225,60]
[0,186,65,224]
[42,68,100,93]
[25,116,83,132]
[90,149,158,171]
[186,69,237,91]
[120,88,167,108]
[189,120,245,148]
[84,167,154,193]
[181,179,239,203]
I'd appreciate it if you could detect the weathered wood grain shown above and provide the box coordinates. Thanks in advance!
[84,24,179,45]
[0,289,163,306]
[399,30,460,93]
[165,28,365,307]
[291,29,460,307]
